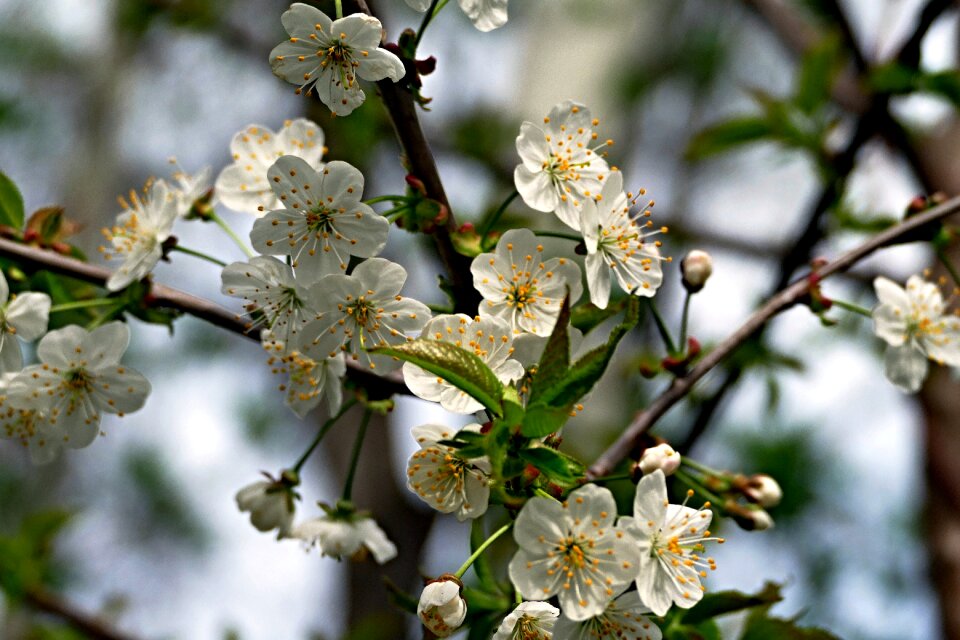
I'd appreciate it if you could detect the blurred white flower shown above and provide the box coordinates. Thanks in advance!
[293,510,397,564]
[269,4,405,116]
[637,443,680,477]
[215,119,325,215]
[167,158,213,216]
[250,156,389,280]
[235,475,298,538]
[403,314,523,413]
[472,229,582,336]
[0,270,50,373]
[406,423,491,521]
[100,180,179,291]
[743,474,782,508]
[405,0,509,32]
[0,374,61,465]
[553,591,662,640]
[418,577,467,638]
[514,100,610,230]
[872,275,960,392]
[493,600,559,640]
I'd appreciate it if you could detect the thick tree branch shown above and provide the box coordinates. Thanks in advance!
[0,237,410,397]
[24,589,143,640]
[587,193,960,478]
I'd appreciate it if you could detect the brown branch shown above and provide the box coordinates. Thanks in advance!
[24,589,144,640]
[0,237,410,397]
[587,193,960,478]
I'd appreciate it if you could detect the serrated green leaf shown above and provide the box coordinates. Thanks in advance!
[520,403,571,438]
[686,117,775,160]
[518,446,585,486]
[684,582,783,624]
[527,293,572,406]
[373,339,504,416]
[0,171,25,229]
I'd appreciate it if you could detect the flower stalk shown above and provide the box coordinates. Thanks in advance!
[453,521,512,579]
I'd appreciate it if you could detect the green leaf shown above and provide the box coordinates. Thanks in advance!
[684,582,783,624]
[519,446,585,486]
[0,170,25,229]
[740,615,841,640]
[527,292,572,406]
[686,117,775,160]
[919,70,960,107]
[570,299,625,333]
[372,339,504,416]
[869,62,919,94]
[794,34,842,114]
[521,403,571,438]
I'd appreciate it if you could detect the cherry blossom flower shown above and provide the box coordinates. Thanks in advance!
[872,275,960,392]
[553,591,662,640]
[6,322,151,449]
[508,484,641,621]
[0,374,61,465]
[406,423,491,521]
[637,443,680,477]
[472,229,582,336]
[250,156,388,279]
[617,470,720,616]
[269,4,405,116]
[215,119,325,216]
[100,180,179,291]
[0,270,50,373]
[514,100,611,230]
[300,258,430,372]
[405,0,509,32]
[236,474,298,538]
[493,601,559,640]
[580,172,664,309]
[167,158,213,217]
[403,314,524,413]
[293,510,397,564]
[418,577,467,638]
[270,349,345,418]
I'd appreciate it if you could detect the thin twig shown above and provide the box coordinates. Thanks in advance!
[24,589,144,640]
[587,193,960,478]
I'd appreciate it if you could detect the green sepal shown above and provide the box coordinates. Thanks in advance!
[518,446,585,487]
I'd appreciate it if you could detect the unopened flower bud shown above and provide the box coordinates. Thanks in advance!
[235,477,297,538]
[744,508,775,531]
[744,474,782,508]
[418,576,467,638]
[681,250,713,292]
[638,443,681,476]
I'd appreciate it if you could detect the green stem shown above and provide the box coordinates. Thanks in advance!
[292,398,358,473]
[341,408,373,501]
[514,589,522,605]
[679,291,692,347]
[378,204,410,219]
[427,303,454,313]
[532,230,582,243]
[414,0,443,50]
[209,211,255,258]
[334,0,343,19]
[364,195,411,206]
[479,190,519,239]
[680,457,724,477]
[534,488,560,502]
[589,471,633,484]
[831,298,873,318]
[675,468,725,506]
[937,247,960,288]
[644,298,677,355]
[453,522,513,579]
[171,245,227,267]
[49,299,120,313]
[84,303,123,330]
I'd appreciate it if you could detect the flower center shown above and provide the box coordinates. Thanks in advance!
[65,368,92,393]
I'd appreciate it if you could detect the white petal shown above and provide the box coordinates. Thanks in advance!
[6,293,51,341]
[514,165,558,213]
[884,343,928,392]
[585,252,610,309]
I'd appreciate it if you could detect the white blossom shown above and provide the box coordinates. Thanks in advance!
[271,349,345,418]
[580,172,664,309]
[250,156,389,280]
[0,270,50,373]
[236,477,297,538]
[300,258,430,373]
[215,119,325,216]
[293,512,397,564]
[269,4,405,116]
[406,423,491,521]
[508,484,641,621]
[514,100,610,230]
[494,601,559,640]
[418,577,467,638]
[872,275,960,392]
[405,0,509,32]
[618,470,720,616]
[167,158,213,216]
[553,591,662,640]
[472,229,582,336]
[511,326,585,370]
[6,322,150,449]
[637,443,680,477]
[100,180,179,291]
[403,314,524,413]
[0,374,61,465]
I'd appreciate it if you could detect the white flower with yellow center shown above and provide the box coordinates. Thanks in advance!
[250,156,389,280]
[472,229,582,336]
[508,484,641,621]
[872,275,960,392]
[269,4,405,116]
[300,258,430,372]
[580,172,665,309]
[553,591,662,640]
[514,100,611,230]
[405,0,509,32]
[100,180,179,292]
[270,349,345,418]
[0,270,50,373]
[215,119,325,216]
[6,322,150,450]
[0,374,61,465]
[406,423,491,521]
[618,470,721,616]
[493,601,559,640]
[293,510,397,564]
[403,314,524,413]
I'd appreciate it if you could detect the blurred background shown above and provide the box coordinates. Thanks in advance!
[0,0,958,638]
